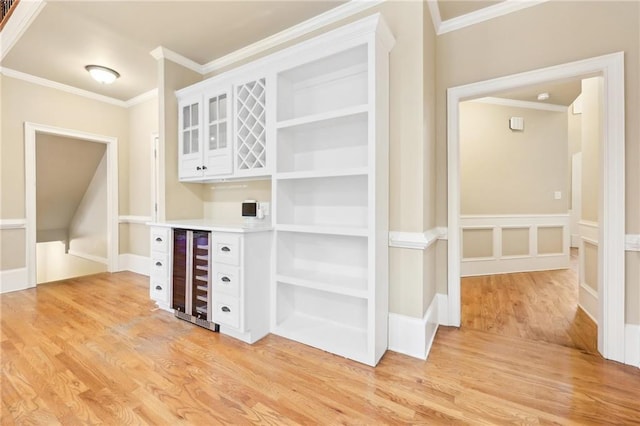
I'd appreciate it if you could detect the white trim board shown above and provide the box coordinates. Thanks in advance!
[388,294,441,360]
[626,234,640,252]
[118,254,150,276]
[625,325,640,368]
[0,67,158,108]
[118,215,153,225]
[471,97,567,113]
[435,0,550,35]
[389,228,446,250]
[447,52,626,363]
[0,268,29,294]
[25,123,120,287]
[0,219,27,230]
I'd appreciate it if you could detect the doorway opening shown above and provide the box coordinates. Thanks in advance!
[457,76,601,354]
[25,123,119,287]
[446,53,625,363]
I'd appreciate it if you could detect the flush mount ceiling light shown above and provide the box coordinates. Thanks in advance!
[537,92,550,101]
[85,65,120,84]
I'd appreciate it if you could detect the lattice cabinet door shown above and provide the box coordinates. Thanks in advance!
[234,78,268,176]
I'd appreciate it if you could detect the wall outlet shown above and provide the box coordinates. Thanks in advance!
[554,191,562,200]
[259,202,270,216]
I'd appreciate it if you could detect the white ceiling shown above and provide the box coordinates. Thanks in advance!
[494,79,583,107]
[1,0,345,101]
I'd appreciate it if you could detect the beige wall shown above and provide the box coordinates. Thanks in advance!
[126,96,158,257]
[580,77,602,223]
[203,180,271,224]
[460,102,568,215]
[435,0,640,322]
[0,75,129,270]
[159,59,204,220]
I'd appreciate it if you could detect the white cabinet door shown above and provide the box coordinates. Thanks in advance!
[204,88,233,177]
[234,77,269,177]
[178,95,204,180]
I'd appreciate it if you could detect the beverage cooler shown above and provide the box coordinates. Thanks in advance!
[172,229,219,331]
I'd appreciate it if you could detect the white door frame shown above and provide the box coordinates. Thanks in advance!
[25,122,119,286]
[446,52,626,363]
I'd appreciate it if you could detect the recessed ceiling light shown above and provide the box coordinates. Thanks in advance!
[537,92,550,101]
[85,65,120,84]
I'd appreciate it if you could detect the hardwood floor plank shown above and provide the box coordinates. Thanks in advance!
[2,271,639,424]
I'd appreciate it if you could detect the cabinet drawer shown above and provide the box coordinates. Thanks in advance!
[213,264,240,297]
[150,254,170,279]
[213,295,240,329]
[151,228,171,253]
[212,234,241,266]
[150,279,169,303]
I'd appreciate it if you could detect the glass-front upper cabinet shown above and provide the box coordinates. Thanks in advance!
[204,88,233,176]
[178,96,203,180]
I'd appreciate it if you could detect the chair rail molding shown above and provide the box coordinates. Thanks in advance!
[0,218,27,229]
[389,227,447,250]
[625,234,640,252]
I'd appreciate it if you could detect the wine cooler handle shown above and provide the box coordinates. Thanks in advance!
[221,246,231,252]
[221,306,231,313]
[221,276,231,283]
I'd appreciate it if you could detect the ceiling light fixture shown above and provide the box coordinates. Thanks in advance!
[537,92,550,101]
[85,65,120,84]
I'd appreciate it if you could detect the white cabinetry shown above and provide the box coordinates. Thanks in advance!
[211,231,271,343]
[149,226,172,311]
[179,86,233,180]
[272,16,394,366]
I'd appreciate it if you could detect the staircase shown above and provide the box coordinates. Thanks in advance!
[1,0,18,30]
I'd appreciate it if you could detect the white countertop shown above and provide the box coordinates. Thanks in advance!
[148,219,273,233]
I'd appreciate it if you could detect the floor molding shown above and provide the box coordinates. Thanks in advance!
[625,324,640,368]
[388,294,441,360]
[0,268,30,294]
[118,254,150,276]
[67,249,108,265]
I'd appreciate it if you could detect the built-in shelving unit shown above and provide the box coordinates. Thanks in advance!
[272,16,394,366]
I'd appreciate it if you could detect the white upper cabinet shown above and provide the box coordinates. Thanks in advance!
[204,88,233,176]
[178,95,203,180]
[179,86,233,180]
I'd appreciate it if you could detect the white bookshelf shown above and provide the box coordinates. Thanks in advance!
[272,15,394,366]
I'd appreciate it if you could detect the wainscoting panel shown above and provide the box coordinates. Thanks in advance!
[461,214,570,277]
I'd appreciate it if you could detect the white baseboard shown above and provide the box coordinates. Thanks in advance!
[67,249,108,265]
[388,294,441,360]
[578,282,598,324]
[625,324,640,368]
[118,254,150,276]
[437,292,450,326]
[462,254,569,277]
[0,268,31,294]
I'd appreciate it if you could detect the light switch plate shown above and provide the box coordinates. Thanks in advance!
[554,191,562,200]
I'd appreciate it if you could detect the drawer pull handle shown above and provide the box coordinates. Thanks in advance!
[155,237,162,242]
[221,276,231,283]
[221,306,231,313]
[221,246,231,252]
[155,285,162,291]
[155,261,162,267]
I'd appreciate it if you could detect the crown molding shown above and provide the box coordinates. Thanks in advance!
[202,0,385,74]
[1,66,128,107]
[0,0,46,61]
[149,46,204,74]
[471,96,567,112]
[425,1,441,35]
[125,88,158,107]
[436,0,550,35]
[0,66,158,108]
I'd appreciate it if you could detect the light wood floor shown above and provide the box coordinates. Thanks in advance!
[2,272,640,424]
[461,249,598,354]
